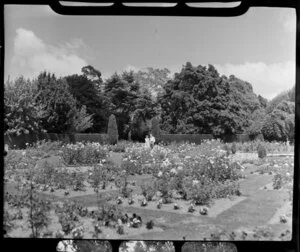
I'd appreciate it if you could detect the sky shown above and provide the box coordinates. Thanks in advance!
[4,5,296,99]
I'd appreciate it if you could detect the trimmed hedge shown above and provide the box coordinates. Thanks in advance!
[5,133,254,149]
[160,134,214,144]
[222,134,250,143]
[74,133,108,144]
[4,133,108,149]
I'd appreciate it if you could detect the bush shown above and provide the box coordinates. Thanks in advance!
[61,142,108,165]
[107,114,119,145]
[140,182,156,201]
[182,178,213,206]
[146,220,154,229]
[33,140,63,154]
[154,173,172,199]
[273,174,283,189]
[109,142,126,152]
[224,144,231,156]
[231,142,237,154]
[257,144,267,158]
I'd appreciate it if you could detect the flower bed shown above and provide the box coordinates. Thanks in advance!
[4,139,294,238]
[61,142,109,165]
[233,140,294,154]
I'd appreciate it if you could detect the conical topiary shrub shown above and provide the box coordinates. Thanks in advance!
[150,116,161,143]
[107,114,119,145]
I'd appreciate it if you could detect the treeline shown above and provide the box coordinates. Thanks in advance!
[4,63,295,142]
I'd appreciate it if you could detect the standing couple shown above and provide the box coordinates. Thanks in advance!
[145,134,155,149]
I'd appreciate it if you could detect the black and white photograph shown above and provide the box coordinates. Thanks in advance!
[3,3,296,242]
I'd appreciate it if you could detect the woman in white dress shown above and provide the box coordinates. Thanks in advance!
[149,134,155,149]
[145,135,151,149]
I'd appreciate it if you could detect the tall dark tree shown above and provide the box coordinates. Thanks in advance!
[65,74,109,133]
[158,63,263,137]
[134,67,171,99]
[35,71,94,134]
[104,72,139,139]
[4,76,46,136]
[130,91,160,141]
[35,72,78,133]
[81,65,103,93]
[262,100,295,142]
[258,95,268,108]
[262,86,295,142]
[266,90,290,114]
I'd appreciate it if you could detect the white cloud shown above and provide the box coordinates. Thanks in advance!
[9,28,88,79]
[215,61,295,99]
[123,65,139,73]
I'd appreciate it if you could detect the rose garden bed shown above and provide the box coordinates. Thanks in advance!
[3,140,294,240]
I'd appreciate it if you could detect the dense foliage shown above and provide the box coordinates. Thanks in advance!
[262,90,295,142]
[4,64,295,143]
[65,71,109,133]
[158,63,265,137]
[4,76,46,136]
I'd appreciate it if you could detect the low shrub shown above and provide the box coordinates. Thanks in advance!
[235,140,293,153]
[224,144,231,156]
[108,142,126,153]
[273,174,283,189]
[61,142,108,165]
[70,172,86,191]
[33,140,63,155]
[154,173,172,199]
[231,142,237,154]
[257,144,267,159]
[55,202,80,235]
[140,182,156,201]
[117,225,124,235]
[182,177,214,205]
[146,220,154,229]
[33,159,57,185]
[213,181,241,198]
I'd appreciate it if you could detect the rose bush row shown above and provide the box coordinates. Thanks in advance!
[61,142,109,165]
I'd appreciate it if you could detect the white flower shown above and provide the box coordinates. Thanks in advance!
[158,171,163,177]
[22,151,26,156]
[192,180,199,185]
[170,168,177,175]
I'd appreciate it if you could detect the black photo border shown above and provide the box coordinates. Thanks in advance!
[1,1,299,252]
